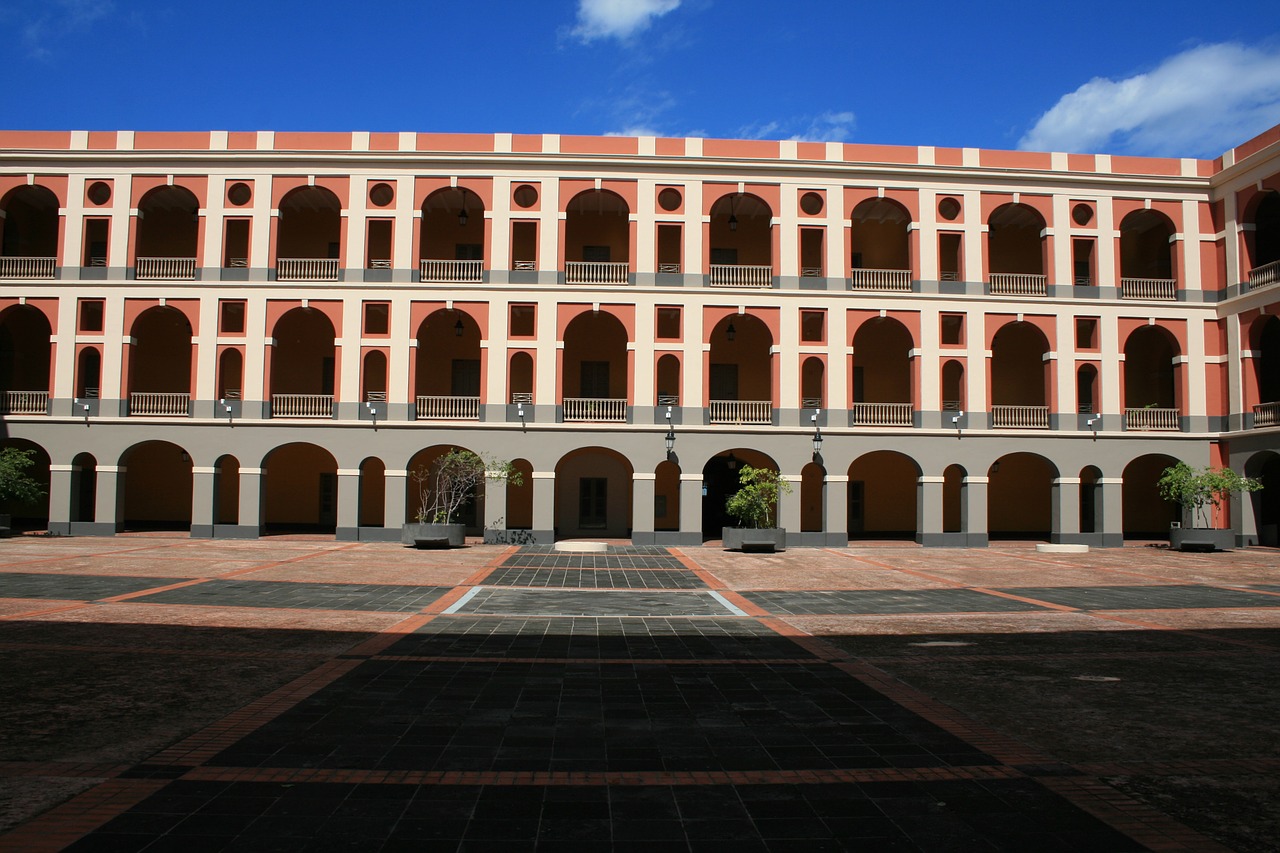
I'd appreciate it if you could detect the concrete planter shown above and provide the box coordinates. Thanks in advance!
[1169,527,1235,552]
[401,522,465,548]
[722,527,786,552]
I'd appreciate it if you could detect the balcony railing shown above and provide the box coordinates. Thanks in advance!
[851,402,913,426]
[1254,401,1280,428]
[849,268,911,291]
[0,257,56,279]
[129,392,190,416]
[658,263,681,274]
[512,260,536,271]
[563,397,627,422]
[565,261,629,285]
[421,259,483,283]
[511,392,533,404]
[136,257,196,280]
[416,395,480,420]
[1120,277,1177,300]
[709,264,772,288]
[272,394,334,418]
[991,405,1050,429]
[1125,407,1180,431]
[277,258,339,281]
[1,390,48,414]
[1248,259,1280,291]
[800,267,823,278]
[989,273,1047,296]
[709,400,771,425]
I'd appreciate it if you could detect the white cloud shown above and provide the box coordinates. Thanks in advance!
[20,0,115,60]
[1020,42,1280,157]
[738,111,857,143]
[571,0,680,42]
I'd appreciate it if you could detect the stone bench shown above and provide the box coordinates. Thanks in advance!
[741,536,778,554]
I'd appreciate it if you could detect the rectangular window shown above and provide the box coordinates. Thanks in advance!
[657,224,681,273]
[800,228,824,276]
[219,300,246,334]
[363,302,389,335]
[509,304,535,337]
[511,221,537,270]
[223,219,250,268]
[83,219,109,267]
[1073,239,1095,286]
[940,313,964,346]
[939,233,962,281]
[1076,318,1098,350]
[801,311,824,342]
[79,299,104,332]
[366,220,392,269]
[656,306,681,340]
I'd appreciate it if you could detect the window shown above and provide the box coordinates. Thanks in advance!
[656,307,681,340]
[579,478,607,528]
[79,300,104,333]
[940,313,964,345]
[510,304,535,337]
[801,311,824,342]
[366,220,392,269]
[939,233,962,281]
[219,300,246,334]
[223,219,249,268]
[364,302,389,335]
[1076,318,1098,350]
[657,224,681,273]
[83,219,108,267]
[1073,239,1095,286]
[800,228,823,276]
[511,221,537,269]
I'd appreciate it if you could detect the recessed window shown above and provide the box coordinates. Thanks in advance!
[227,182,252,206]
[364,302,389,335]
[1072,203,1094,226]
[800,192,824,215]
[513,184,538,208]
[801,311,824,342]
[87,181,111,205]
[938,197,961,221]
[1076,318,1098,349]
[369,182,394,207]
[657,188,682,211]
[219,300,245,334]
[79,299,104,332]
[656,306,681,339]
[940,313,964,345]
[510,304,535,337]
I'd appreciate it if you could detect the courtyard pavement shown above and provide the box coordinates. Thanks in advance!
[0,536,1277,850]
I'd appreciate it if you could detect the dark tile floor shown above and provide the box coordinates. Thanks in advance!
[484,567,704,589]
[0,572,189,600]
[740,589,1048,615]
[133,580,454,612]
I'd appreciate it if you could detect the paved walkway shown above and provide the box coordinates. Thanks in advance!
[2,538,1274,850]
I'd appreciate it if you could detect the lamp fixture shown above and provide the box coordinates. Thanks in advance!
[951,409,964,435]
[458,193,468,226]
[726,451,737,471]
[1087,414,1100,437]
[366,400,379,428]
[811,411,823,457]
[664,406,675,455]
[454,317,464,337]
[725,321,736,342]
[728,193,738,232]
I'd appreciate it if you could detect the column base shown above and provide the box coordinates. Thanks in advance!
[68,522,119,537]
[213,524,260,539]
[918,532,971,548]
[1052,532,1124,548]
[635,531,702,546]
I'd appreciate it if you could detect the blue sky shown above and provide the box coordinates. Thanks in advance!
[6,0,1280,158]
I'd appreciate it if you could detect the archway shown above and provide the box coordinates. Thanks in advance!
[277,186,341,262]
[1250,191,1280,271]
[420,187,486,267]
[800,462,824,533]
[1251,315,1280,416]
[988,453,1056,540]
[269,307,336,409]
[415,309,481,416]
[708,313,773,421]
[76,347,101,399]
[0,305,53,410]
[507,458,534,530]
[360,457,386,529]
[262,443,338,534]
[362,350,387,402]
[656,353,681,405]
[217,348,243,401]
[564,189,630,279]
[1080,465,1103,535]
[1123,454,1181,538]
[215,454,239,526]
[851,317,912,423]
[70,452,97,525]
[849,197,911,273]
[1119,210,1175,280]
[991,322,1050,424]
[655,460,680,532]
[555,447,633,539]
[561,311,628,419]
[848,451,919,539]
[0,439,50,531]
[135,185,199,265]
[942,360,965,413]
[1245,452,1280,546]
[121,441,193,532]
[708,192,772,270]
[701,449,778,540]
[406,445,484,534]
[942,464,966,534]
[128,306,193,413]
[1123,326,1180,429]
[988,202,1046,275]
[0,185,60,263]
[508,351,533,404]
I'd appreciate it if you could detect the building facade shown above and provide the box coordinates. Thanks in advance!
[1,127,1278,546]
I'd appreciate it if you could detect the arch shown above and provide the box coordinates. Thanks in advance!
[564,189,630,267]
[554,446,633,539]
[135,184,199,260]
[1077,363,1099,414]
[406,445,483,533]
[1250,191,1280,269]
[655,460,680,531]
[709,192,773,268]
[508,351,533,402]
[800,462,824,533]
[1123,325,1179,411]
[1119,209,1175,280]
[851,317,913,407]
[848,451,920,539]
[562,311,628,401]
[801,357,825,408]
[849,197,911,271]
[0,185,60,259]
[76,346,101,399]
[0,304,53,401]
[656,353,681,404]
[269,306,336,399]
[991,321,1049,407]
[0,439,50,531]
[1251,315,1280,407]
[507,458,534,530]
[70,452,97,525]
[415,309,482,401]
[942,464,966,534]
[1122,454,1181,537]
[121,440,193,532]
[1244,451,1280,546]
[277,185,341,261]
[359,456,386,528]
[420,186,486,262]
[988,452,1057,540]
[217,348,243,400]
[362,350,387,402]
[701,448,779,540]
[128,306,193,400]
[1079,465,1103,535]
[708,313,773,408]
[942,360,965,413]
[215,454,239,526]
[988,202,1046,275]
[262,442,339,534]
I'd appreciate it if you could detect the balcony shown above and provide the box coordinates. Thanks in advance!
[991,405,1050,429]
[709,264,772,288]
[709,400,771,425]
[129,392,190,416]
[851,402,913,427]
[136,257,196,280]
[1254,401,1280,428]
[277,258,339,281]
[421,259,483,283]
[564,261,629,285]
[1120,277,1177,300]
[562,397,627,422]
[1125,407,1180,431]
[989,273,1047,296]
[1248,259,1280,291]
[849,268,911,292]
[1,390,48,414]
[272,394,334,418]
[417,395,480,420]
[0,257,56,279]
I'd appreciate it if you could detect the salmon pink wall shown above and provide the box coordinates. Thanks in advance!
[701,306,779,342]
[265,300,342,336]
[415,178,494,210]
[1117,318,1186,353]
[410,301,489,338]
[123,298,200,335]
[846,309,920,344]
[984,314,1055,349]
[556,303,635,339]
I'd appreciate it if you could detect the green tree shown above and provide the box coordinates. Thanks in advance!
[724,464,792,529]
[411,449,521,524]
[1157,462,1262,529]
[0,447,45,506]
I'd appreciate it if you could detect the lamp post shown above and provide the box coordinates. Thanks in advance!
[811,410,823,459]
[664,406,675,456]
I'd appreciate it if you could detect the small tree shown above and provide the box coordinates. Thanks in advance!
[411,449,521,525]
[1157,462,1262,529]
[0,447,46,506]
[724,464,792,529]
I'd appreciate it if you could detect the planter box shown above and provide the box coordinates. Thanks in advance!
[401,522,465,548]
[1169,527,1235,552]
[722,527,786,552]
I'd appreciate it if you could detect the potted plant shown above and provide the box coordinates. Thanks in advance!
[721,464,792,551]
[1157,461,1262,551]
[402,449,521,548]
[0,447,47,538]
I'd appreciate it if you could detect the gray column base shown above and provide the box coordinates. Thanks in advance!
[47,522,71,536]
[785,531,833,548]
[1052,532,1124,547]
[336,526,359,541]
[483,528,551,546]
[634,531,702,547]
[358,527,401,542]
[213,524,260,539]
[919,532,971,547]
[191,524,213,538]
[68,522,119,536]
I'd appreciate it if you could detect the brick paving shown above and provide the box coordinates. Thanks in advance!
[3,538,1274,850]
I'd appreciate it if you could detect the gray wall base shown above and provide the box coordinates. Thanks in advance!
[919,532,969,547]
[636,531,701,546]
[213,524,260,539]
[358,527,401,542]
[68,522,119,536]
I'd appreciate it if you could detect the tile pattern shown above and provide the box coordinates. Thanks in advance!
[485,567,704,589]
[133,580,453,612]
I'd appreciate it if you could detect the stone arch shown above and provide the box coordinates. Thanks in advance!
[555,446,633,539]
[120,440,193,532]
[262,442,339,534]
[702,448,779,540]
[848,451,920,539]
[988,452,1057,540]
[1123,453,1181,537]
